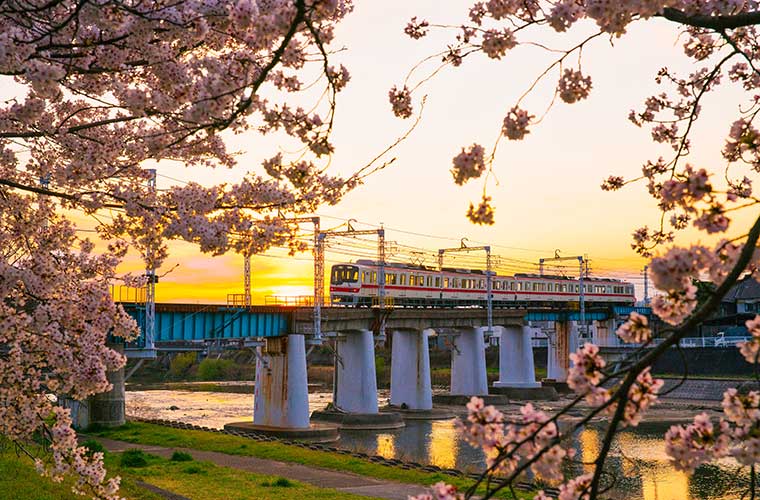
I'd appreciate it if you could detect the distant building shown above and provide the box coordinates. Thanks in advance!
[701,275,760,337]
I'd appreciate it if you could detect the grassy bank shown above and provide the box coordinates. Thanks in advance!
[103,449,371,500]
[0,445,163,500]
[0,442,377,500]
[91,422,530,499]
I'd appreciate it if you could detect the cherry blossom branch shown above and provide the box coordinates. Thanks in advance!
[661,8,760,30]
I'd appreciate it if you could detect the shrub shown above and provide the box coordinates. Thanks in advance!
[168,352,197,379]
[81,439,104,457]
[170,451,193,462]
[197,358,237,381]
[120,449,148,468]
[262,477,293,487]
[183,465,205,474]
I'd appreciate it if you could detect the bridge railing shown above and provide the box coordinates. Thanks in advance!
[110,285,146,303]
[264,295,327,307]
[589,335,753,349]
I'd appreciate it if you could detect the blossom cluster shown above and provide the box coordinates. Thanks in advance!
[451,144,487,185]
[466,196,495,225]
[567,343,662,427]
[666,387,760,471]
[557,69,592,104]
[646,240,748,325]
[615,312,651,344]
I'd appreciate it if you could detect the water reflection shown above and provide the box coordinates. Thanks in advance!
[376,434,395,459]
[127,390,748,499]
[336,420,485,471]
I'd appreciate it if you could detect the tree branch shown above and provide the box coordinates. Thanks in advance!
[660,8,760,30]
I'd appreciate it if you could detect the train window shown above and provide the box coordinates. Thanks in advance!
[548,283,553,292]
[399,274,406,285]
[453,278,459,288]
[532,283,538,291]
[418,275,425,286]
[371,272,377,283]
[435,277,441,287]
[363,271,369,283]
[494,281,500,290]
[444,277,449,288]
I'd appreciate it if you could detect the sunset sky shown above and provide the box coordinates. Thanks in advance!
[65,2,759,304]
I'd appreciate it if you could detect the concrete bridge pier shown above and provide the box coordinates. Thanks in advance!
[225,334,338,442]
[494,325,540,389]
[433,327,510,406]
[490,326,556,400]
[390,328,433,411]
[63,343,126,430]
[311,329,403,429]
[547,321,579,383]
[592,319,615,346]
[449,326,489,396]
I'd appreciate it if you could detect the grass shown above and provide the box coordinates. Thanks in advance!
[91,421,531,499]
[0,441,376,500]
[0,445,163,500]
[102,451,372,500]
[171,450,194,462]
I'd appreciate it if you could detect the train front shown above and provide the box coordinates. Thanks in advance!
[329,264,361,305]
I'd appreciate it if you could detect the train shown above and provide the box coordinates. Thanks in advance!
[329,259,636,307]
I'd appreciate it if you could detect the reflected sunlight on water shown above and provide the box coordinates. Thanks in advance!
[376,434,395,459]
[427,420,459,469]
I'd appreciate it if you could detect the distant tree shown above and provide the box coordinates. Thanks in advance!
[0,0,359,497]
[395,2,760,499]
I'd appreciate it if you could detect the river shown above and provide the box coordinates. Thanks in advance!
[126,390,747,500]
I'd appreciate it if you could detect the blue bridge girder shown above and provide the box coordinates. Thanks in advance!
[524,305,651,322]
[121,303,290,349]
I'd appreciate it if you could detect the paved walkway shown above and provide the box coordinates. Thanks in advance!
[89,436,431,500]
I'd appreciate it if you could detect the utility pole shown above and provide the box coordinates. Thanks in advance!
[319,222,386,337]
[144,169,157,354]
[243,251,252,307]
[539,252,587,336]
[643,265,650,306]
[438,239,493,335]
[276,214,321,339]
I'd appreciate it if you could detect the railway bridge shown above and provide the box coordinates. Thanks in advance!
[100,302,648,438]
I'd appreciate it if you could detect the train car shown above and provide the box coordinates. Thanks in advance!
[329,260,636,307]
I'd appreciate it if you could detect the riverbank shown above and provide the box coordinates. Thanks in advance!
[1,440,386,500]
[86,421,534,499]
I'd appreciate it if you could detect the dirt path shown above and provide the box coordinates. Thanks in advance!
[90,436,431,500]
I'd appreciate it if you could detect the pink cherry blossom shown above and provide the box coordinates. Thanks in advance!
[389,85,414,119]
[616,312,651,343]
[451,144,487,185]
[557,69,592,104]
[502,106,534,140]
[466,196,495,225]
